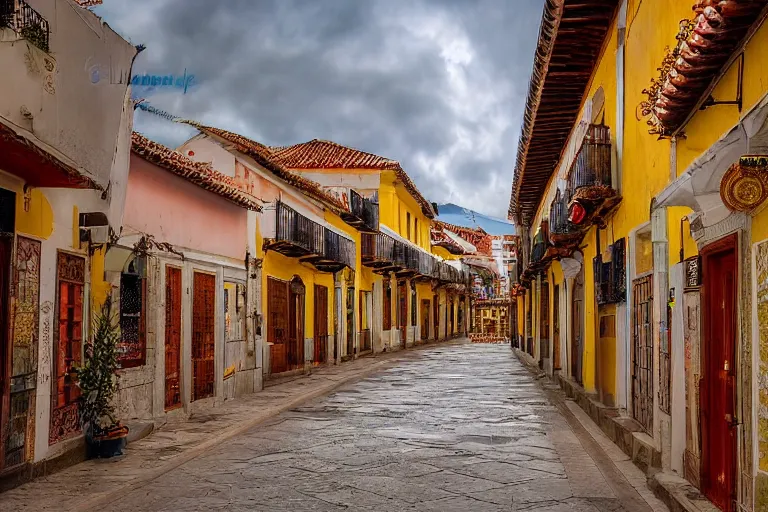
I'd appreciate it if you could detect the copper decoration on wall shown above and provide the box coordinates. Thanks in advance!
[720,155,768,213]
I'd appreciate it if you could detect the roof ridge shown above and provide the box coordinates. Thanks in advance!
[177,121,348,212]
[131,132,261,211]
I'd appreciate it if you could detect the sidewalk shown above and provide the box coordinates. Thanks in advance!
[1,340,463,512]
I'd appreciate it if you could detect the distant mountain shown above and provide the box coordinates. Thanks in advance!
[436,203,516,236]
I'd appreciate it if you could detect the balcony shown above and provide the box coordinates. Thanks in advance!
[362,232,468,285]
[268,201,355,273]
[548,189,581,248]
[566,124,621,228]
[1,0,49,52]
[340,190,379,232]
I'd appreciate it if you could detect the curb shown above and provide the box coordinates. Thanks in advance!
[73,356,400,512]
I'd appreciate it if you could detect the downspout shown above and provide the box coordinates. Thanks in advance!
[617,0,630,409]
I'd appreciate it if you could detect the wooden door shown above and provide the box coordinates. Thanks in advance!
[449,296,455,337]
[398,281,407,347]
[433,295,439,340]
[288,278,305,370]
[314,285,328,365]
[700,235,737,512]
[540,282,550,360]
[571,268,584,384]
[50,253,85,445]
[164,267,182,410]
[421,300,430,340]
[632,275,654,433]
[553,284,561,370]
[268,278,288,373]
[192,272,215,401]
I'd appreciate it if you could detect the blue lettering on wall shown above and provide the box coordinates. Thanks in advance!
[130,69,197,95]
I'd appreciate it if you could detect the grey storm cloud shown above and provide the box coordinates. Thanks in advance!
[96,0,543,218]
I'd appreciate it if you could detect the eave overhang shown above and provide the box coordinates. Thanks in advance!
[509,0,620,225]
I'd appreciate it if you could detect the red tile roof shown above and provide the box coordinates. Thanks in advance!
[273,139,437,219]
[181,122,348,212]
[131,132,261,211]
[434,220,492,256]
[430,229,466,255]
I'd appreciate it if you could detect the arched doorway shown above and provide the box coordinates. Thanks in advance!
[288,277,306,371]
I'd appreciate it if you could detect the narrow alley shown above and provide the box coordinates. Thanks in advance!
[5,343,668,511]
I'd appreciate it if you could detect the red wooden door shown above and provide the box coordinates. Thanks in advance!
[314,285,328,365]
[268,278,289,374]
[399,282,407,346]
[50,252,85,445]
[164,267,182,410]
[192,272,215,401]
[700,235,737,512]
[0,235,11,466]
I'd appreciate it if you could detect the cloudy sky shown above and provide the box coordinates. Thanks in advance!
[96,0,543,219]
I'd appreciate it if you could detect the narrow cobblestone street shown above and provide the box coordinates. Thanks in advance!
[61,343,665,512]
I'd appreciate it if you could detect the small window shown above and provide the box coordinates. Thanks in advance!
[406,212,411,240]
[225,282,246,342]
[414,218,419,244]
[118,256,146,368]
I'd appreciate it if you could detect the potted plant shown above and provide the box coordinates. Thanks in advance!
[75,297,129,458]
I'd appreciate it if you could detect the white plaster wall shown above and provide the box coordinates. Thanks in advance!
[32,187,106,463]
[294,171,381,192]
[0,0,137,190]
[179,136,237,177]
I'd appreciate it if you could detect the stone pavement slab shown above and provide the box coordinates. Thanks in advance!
[2,343,669,511]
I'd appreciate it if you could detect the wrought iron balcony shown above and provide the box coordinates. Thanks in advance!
[567,123,612,193]
[343,189,379,232]
[271,201,355,272]
[548,189,583,246]
[1,0,50,53]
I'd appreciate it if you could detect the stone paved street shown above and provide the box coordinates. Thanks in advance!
[80,343,666,512]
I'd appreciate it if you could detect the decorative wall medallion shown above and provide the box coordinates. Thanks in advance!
[720,156,768,213]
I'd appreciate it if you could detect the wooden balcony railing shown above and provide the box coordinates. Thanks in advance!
[345,190,379,232]
[362,232,468,285]
[1,0,50,52]
[272,201,355,272]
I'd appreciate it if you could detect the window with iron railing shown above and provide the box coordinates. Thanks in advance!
[1,0,50,52]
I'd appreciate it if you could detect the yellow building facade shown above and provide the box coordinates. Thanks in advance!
[510,2,768,510]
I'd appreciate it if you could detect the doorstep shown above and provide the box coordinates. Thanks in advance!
[648,471,721,512]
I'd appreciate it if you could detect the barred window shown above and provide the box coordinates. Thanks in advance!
[118,256,146,368]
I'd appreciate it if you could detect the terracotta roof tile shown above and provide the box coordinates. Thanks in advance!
[131,132,261,211]
[273,139,437,219]
[180,122,348,212]
[434,220,492,256]
[430,229,466,255]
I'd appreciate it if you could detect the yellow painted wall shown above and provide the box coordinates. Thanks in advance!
[379,171,431,250]
[432,246,461,260]
[262,251,334,339]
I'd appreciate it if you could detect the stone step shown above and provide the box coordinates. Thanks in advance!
[649,471,721,512]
